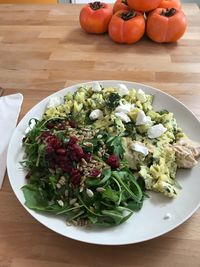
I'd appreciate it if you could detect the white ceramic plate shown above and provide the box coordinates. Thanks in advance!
[7,81,200,245]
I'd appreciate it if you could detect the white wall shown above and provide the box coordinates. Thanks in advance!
[61,0,200,5]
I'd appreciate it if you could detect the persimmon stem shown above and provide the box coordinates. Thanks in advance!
[89,1,104,10]
[160,8,176,17]
[120,11,136,21]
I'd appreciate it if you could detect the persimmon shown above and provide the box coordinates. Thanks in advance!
[146,8,187,43]
[127,0,162,12]
[113,0,130,14]
[79,1,112,34]
[108,10,145,44]
[158,0,181,10]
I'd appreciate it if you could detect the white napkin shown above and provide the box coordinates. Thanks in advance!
[0,93,23,188]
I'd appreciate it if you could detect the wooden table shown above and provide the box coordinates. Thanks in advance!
[0,3,200,267]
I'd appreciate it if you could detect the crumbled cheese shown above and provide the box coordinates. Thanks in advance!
[89,109,103,120]
[25,119,37,134]
[115,103,135,114]
[136,110,151,125]
[136,88,147,103]
[115,112,131,123]
[147,124,167,139]
[131,143,149,156]
[92,81,102,92]
[46,96,63,109]
[116,84,129,96]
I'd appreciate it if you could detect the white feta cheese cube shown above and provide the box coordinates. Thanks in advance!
[89,109,103,120]
[115,103,135,114]
[136,110,151,125]
[131,142,149,156]
[116,84,129,96]
[136,88,147,103]
[46,96,63,109]
[25,119,37,134]
[147,124,167,139]
[115,112,131,123]
[92,81,102,92]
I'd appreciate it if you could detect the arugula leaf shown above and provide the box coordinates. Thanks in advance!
[36,144,45,167]
[112,171,143,203]
[106,135,124,159]
[127,200,143,211]
[99,168,112,185]
[102,187,119,203]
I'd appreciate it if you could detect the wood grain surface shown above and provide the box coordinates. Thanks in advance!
[0,3,200,267]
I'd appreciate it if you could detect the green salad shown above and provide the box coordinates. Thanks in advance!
[22,82,199,227]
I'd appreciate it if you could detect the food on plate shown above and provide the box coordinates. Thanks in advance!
[108,10,145,44]
[113,0,130,14]
[21,83,200,226]
[173,138,200,168]
[158,0,181,10]
[127,0,162,12]
[146,7,187,43]
[79,1,112,34]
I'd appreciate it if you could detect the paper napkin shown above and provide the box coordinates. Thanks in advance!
[0,93,23,188]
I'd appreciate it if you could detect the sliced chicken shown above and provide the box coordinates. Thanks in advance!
[173,138,200,168]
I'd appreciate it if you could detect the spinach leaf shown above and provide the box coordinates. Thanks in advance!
[105,93,120,110]
[22,184,68,213]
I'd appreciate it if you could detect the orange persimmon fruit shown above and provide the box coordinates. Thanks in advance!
[158,0,181,10]
[113,0,130,14]
[79,1,113,34]
[146,8,187,43]
[108,10,145,44]
[127,0,162,12]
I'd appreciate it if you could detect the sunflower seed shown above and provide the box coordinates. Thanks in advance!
[86,188,94,198]
[69,198,77,205]
[97,151,102,157]
[57,200,64,207]
[83,142,93,147]
[96,187,106,192]
[79,184,84,192]
[99,140,104,145]
[81,158,88,165]
[84,171,91,177]
[88,163,95,167]
[59,176,66,185]
[80,176,86,185]
[56,183,62,189]
[82,127,89,131]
